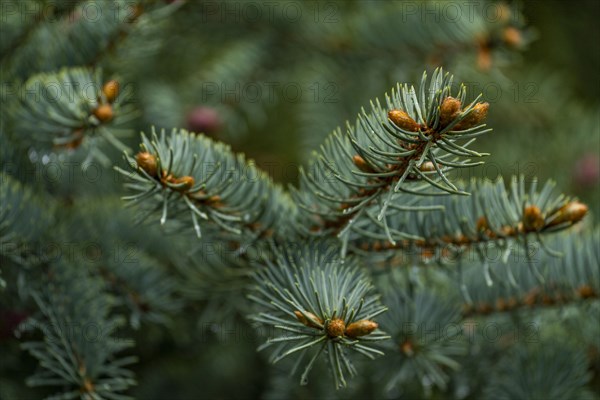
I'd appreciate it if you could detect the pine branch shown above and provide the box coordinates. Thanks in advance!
[292,68,491,253]
[248,241,389,389]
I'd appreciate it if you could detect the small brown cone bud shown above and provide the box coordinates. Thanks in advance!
[294,311,323,329]
[522,205,545,232]
[171,176,195,192]
[523,289,539,307]
[477,47,492,71]
[401,340,414,356]
[353,155,375,173]
[439,96,462,127]
[577,284,596,299]
[477,302,493,314]
[495,298,507,312]
[136,152,158,177]
[501,225,516,236]
[476,216,489,232]
[128,3,143,21]
[80,378,94,394]
[207,195,222,205]
[326,318,346,337]
[102,80,120,103]
[503,26,522,48]
[454,102,489,130]
[547,201,588,227]
[92,104,114,122]
[345,319,378,337]
[63,129,84,150]
[418,161,436,172]
[388,109,420,132]
[506,297,518,310]
[541,293,554,305]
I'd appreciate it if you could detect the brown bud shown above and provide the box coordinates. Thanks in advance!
[421,248,434,260]
[477,47,492,71]
[294,310,323,329]
[439,96,462,127]
[503,26,522,48]
[136,152,158,177]
[522,205,545,232]
[506,297,518,310]
[388,109,420,132]
[206,195,222,205]
[547,201,588,227]
[129,3,143,21]
[172,176,195,192]
[400,340,414,356]
[476,216,489,232]
[326,318,346,337]
[80,378,94,394]
[418,161,436,172]
[500,225,516,236]
[523,289,539,307]
[345,319,378,338]
[92,104,114,122]
[495,298,507,312]
[352,155,375,173]
[577,284,596,299]
[62,129,84,150]
[541,293,554,305]
[477,302,493,314]
[102,80,120,103]
[454,102,489,130]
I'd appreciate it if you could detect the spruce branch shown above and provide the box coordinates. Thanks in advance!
[0,0,52,64]
[350,176,589,263]
[175,240,254,323]
[484,341,593,400]
[18,262,136,399]
[0,173,54,286]
[461,229,599,316]
[291,68,491,252]
[61,199,183,329]
[378,291,467,393]
[7,67,137,165]
[248,242,389,389]
[86,0,144,68]
[117,128,297,242]
[0,0,180,82]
